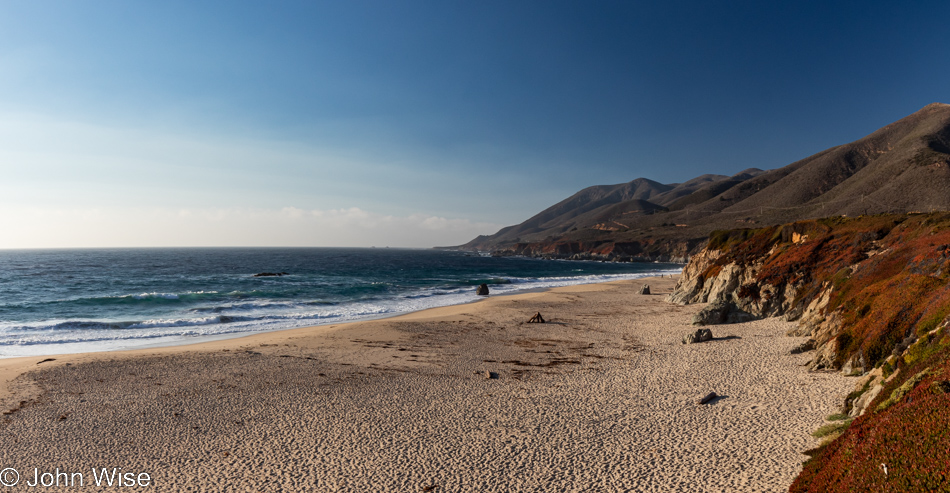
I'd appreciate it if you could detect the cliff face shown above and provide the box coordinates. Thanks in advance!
[666,245,802,319]
[669,213,950,492]
[667,214,950,371]
[669,241,850,368]
[491,237,703,263]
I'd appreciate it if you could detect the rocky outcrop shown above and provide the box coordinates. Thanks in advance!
[789,339,815,354]
[668,213,950,382]
[846,370,886,417]
[692,299,754,325]
[682,328,713,344]
[490,238,699,263]
[666,247,722,304]
[476,284,490,296]
[667,220,886,373]
[669,243,840,369]
[666,246,802,320]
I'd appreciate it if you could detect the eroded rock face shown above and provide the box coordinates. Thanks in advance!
[668,245,843,371]
[670,214,950,392]
[790,339,815,354]
[666,247,722,305]
[692,299,754,326]
[668,235,855,371]
[804,311,844,370]
[669,247,801,317]
[790,284,833,337]
[850,381,884,417]
[668,248,798,317]
[476,284,490,296]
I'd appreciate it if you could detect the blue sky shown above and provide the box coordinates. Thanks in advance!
[1,1,948,247]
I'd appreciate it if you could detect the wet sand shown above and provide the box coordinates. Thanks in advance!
[0,276,851,491]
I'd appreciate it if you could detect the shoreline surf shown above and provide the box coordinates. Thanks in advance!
[0,275,668,405]
[0,247,681,358]
[1,270,681,359]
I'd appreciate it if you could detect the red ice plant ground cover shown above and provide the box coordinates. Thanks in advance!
[699,213,950,491]
[791,329,950,492]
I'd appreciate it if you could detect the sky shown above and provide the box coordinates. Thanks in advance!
[1,1,948,248]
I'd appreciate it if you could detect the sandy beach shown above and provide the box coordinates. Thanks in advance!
[0,276,852,492]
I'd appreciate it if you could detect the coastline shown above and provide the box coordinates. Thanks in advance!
[0,277,670,415]
[0,275,851,491]
[0,297,460,409]
[0,255,683,360]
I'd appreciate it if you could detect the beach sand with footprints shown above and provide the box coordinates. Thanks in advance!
[0,276,851,491]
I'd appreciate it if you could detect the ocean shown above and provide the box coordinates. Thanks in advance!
[0,248,681,357]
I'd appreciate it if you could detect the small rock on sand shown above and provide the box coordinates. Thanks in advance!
[790,339,815,354]
[682,328,713,344]
[476,284,490,296]
[698,392,718,404]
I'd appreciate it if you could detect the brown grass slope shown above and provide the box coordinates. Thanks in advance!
[458,173,759,250]
[645,103,950,230]
[455,103,950,258]
[713,102,950,223]
[647,173,731,206]
[651,169,766,209]
[461,177,674,248]
[663,177,757,211]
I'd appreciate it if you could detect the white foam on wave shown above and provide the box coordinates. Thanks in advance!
[127,290,218,300]
[0,268,682,358]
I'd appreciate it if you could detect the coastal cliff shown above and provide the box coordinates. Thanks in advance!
[489,237,702,263]
[669,213,950,491]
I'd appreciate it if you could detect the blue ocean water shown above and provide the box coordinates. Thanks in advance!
[0,248,681,357]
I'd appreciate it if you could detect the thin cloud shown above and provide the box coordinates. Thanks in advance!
[0,206,501,248]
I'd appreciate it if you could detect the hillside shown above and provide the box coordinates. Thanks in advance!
[667,213,950,491]
[455,103,950,261]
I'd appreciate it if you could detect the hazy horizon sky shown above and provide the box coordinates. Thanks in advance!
[2,1,949,248]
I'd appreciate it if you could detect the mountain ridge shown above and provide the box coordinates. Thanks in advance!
[452,103,950,261]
